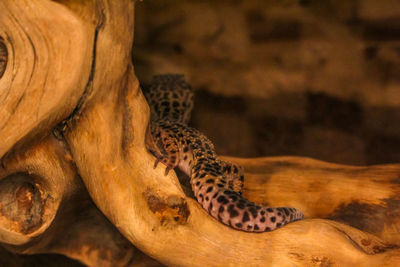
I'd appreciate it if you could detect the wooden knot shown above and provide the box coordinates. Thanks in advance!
[144,189,190,227]
[0,173,44,234]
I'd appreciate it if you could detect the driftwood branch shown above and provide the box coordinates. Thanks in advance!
[0,0,400,266]
[0,135,153,267]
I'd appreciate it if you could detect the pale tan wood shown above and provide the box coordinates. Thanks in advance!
[0,0,400,266]
[0,1,161,266]
[0,135,162,267]
[0,0,94,158]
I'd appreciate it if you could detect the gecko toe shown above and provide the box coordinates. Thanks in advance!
[154,158,161,169]
[164,167,171,176]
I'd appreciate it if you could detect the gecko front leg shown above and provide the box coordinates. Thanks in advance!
[150,122,181,175]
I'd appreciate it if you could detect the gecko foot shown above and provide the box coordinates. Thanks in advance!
[219,161,244,193]
[153,156,177,176]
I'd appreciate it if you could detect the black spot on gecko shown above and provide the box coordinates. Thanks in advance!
[236,203,245,209]
[217,196,227,203]
[229,195,238,202]
[233,166,238,173]
[228,205,239,217]
[204,163,213,169]
[254,224,259,231]
[283,208,290,216]
[267,208,274,213]
[242,211,250,222]
[235,223,243,228]
[270,216,276,223]
[249,207,258,218]
[206,186,214,193]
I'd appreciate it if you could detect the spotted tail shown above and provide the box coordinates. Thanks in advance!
[190,161,304,232]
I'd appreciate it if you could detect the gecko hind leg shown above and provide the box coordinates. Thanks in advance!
[219,161,244,194]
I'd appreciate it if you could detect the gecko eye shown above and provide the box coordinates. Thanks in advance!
[0,37,7,79]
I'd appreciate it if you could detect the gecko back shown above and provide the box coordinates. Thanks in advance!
[143,74,194,124]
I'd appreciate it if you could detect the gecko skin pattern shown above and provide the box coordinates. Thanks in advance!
[144,74,304,232]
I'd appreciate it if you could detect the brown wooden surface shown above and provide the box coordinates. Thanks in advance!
[225,156,400,246]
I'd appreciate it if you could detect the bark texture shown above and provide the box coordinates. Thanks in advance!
[0,0,400,266]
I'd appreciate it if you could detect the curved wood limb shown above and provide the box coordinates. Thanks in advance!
[0,135,161,267]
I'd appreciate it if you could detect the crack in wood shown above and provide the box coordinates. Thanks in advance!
[0,37,7,79]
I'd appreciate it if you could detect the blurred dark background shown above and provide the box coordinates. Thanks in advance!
[134,0,400,166]
[3,0,400,266]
